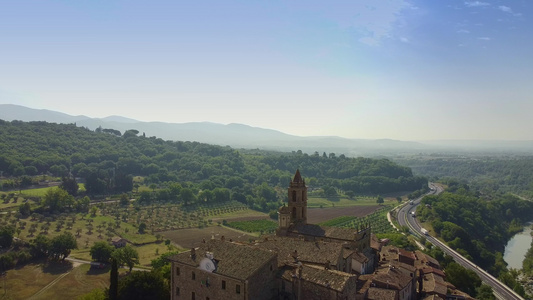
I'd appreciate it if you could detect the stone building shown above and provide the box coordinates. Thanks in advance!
[277,169,376,275]
[169,239,278,300]
[169,170,472,300]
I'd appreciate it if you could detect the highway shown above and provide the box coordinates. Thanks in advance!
[397,183,524,300]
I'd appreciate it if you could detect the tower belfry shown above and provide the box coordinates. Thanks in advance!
[288,169,307,225]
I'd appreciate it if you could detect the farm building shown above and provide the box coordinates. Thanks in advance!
[111,236,127,248]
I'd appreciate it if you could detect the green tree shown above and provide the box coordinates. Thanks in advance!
[77,288,107,300]
[445,262,481,297]
[119,193,129,206]
[30,234,50,258]
[41,188,74,212]
[117,271,169,300]
[345,190,355,199]
[376,195,384,205]
[138,223,147,234]
[476,284,495,300]
[0,225,15,248]
[49,232,77,260]
[18,202,31,217]
[180,188,196,205]
[90,241,115,263]
[59,176,79,196]
[113,245,139,272]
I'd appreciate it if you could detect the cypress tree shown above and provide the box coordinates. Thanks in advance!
[109,258,118,300]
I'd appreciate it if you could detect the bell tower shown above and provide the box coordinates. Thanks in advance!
[288,169,307,225]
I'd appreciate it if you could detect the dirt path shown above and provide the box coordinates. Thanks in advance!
[27,266,77,300]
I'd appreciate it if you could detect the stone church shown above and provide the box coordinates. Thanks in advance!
[169,170,379,300]
[168,170,464,300]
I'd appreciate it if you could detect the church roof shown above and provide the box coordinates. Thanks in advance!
[289,223,358,241]
[255,236,344,267]
[292,169,303,183]
[168,240,276,280]
[278,205,291,214]
[280,265,356,292]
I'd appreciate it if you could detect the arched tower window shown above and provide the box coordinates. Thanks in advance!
[292,190,297,202]
[292,207,297,219]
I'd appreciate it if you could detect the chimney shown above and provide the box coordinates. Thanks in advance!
[291,250,298,261]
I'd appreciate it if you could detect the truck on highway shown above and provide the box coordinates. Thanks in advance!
[421,228,428,235]
[410,211,416,217]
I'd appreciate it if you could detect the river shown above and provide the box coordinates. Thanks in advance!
[504,223,533,270]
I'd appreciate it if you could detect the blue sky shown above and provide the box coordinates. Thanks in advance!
[1,0,532,140]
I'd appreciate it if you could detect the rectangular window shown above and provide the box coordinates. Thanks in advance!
[192,292,195,300]
[176,287,180,296]
[176,267,180,276]
[222,280,226,290]
[236,284,241,294]
[192,272,196,280]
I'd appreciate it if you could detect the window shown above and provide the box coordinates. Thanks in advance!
[176,287,180,296]
[222,280,226,290]
[292,190,297,202]
[192,271,196,280]
[206,298,210,300]
[192,292,195,300]
[236,284,241,294]
[176,267,180,276]
[270,264,273,271]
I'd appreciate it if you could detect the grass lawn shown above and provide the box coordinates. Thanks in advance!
[71,240,172,268]
[17,186,59,197]
[2,260,112,300]
[135,242,176,267]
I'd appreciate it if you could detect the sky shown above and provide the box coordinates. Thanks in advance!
[1,0,532,141]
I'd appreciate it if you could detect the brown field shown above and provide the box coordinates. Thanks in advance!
[160,226,256,249]
[307,205,381,223]
[2,261,111,300]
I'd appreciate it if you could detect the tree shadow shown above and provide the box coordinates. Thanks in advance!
[86,265,110,275]
[41,260,73,275]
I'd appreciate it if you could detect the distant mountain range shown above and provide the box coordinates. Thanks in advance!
[1,104,532,155]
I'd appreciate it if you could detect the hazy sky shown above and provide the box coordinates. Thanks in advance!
[1,0,532,140]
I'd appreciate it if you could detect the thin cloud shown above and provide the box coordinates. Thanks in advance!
[457,29,470,33]
[477,37,491,41]
[498,5,521,16]
[400,37,409,43]
[464,1,490,7]
[498,6,512,13]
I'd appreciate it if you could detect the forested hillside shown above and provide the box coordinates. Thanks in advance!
[0,120,427,212]
[417,181,533,279]
[394,155,533,198]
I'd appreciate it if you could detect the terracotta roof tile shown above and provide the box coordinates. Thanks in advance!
[168,240,275,280]
[255,236,343,267]
[366,287,397,300]
[280,265,356,292]
[290,223,359,241]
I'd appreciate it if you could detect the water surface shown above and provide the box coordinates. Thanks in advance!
[504,224,533,270]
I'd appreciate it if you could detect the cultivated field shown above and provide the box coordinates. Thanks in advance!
[307,205,381,223]
[160,226,256,249]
